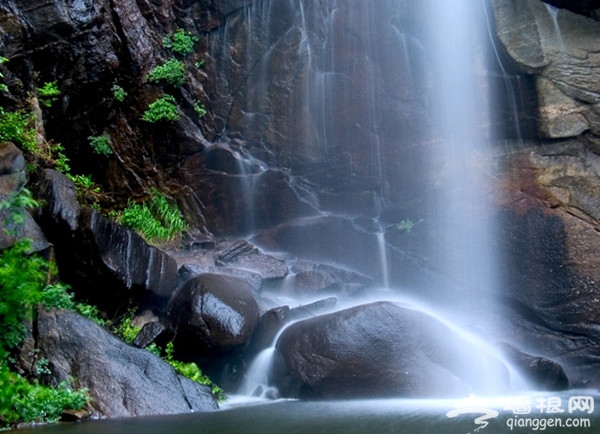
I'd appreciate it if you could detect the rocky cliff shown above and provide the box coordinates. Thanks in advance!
[3,0,600,403]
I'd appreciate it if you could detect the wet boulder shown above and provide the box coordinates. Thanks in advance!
[499,343,569,390]
[217,240,289,280]
[33,168,80,234]
[272,302,509,399]
[286,261,372,299]
[167,273,260,359]
[36,308,218,418]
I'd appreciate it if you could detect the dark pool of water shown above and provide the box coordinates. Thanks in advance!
[13,394,599,434]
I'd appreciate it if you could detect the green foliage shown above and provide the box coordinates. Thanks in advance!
[145,59,186,87]
[396,218,423,233]
[163,29,198,56]
[67,174,95,191]
[396,219,415,233]
[34,357,52,377]
[0,190,90,428]
[0,188,39,230]
[142,94,180,123]
[118,189,187,244]
[0,109,37,151]
[112,311,140,344]
[40,283,75,310]
[37,81,61,107]
[111,84,127,102]
[73,303,106,327]
[164,342,224,401]
[0,240,47,359]
[194,102,207,118]
[194,60,205,69]
[88,134,113,156]
[0,365,88,428]
[0,56,8,93]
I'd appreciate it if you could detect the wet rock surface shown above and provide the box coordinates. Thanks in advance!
[167,273,260,358]
[272,302,510,399]
[32,169,179,314]
[36,308,218,418]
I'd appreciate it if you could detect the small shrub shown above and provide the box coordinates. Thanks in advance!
[0,188,39,229]
[73,303,106,327]
[111,84,127,102]
[118,189,187,244]
[0,190,45,356]
[397,219,414,233]
[194,102,207,118]
[37,81,61,107]
[88,134,113,156]
[0,109,37,152]
[145,59,186,87]
[142,94,180,123]
[112,310,140,344]
[163,29,198,56]
[0,56,8,93]
[0,366,88,428]
[164,342,224,401]
[40,283,75,311]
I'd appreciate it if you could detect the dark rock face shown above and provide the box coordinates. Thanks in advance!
[491,0,600,138]
[70,208,179,308]
[167,273,259,359]
[33,169,178,314]
[37,308,218,417]
[272,302,509,399]
[33,169,79,233]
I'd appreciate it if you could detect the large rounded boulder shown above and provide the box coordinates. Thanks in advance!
[167,273,260,359]
[271,302,509,399]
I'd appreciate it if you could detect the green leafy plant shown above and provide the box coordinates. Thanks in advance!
[163,29,198,56]
[397,219,414,233]
[164,342,224,401]
[111,84,127,102]
[0,56,8,93]
[396,218,423,233]
[112,310,140,344]
[194,102,207,118]
[0,188,39,230]
[37,81,61,107]
[142,94,180,123]
[0,366,88,428]
[0,109,37,152]
[0,239,46,358]
[88,134,113,156]
[39,283,76,311]
[118,189,187,244]
[194,60,205,69]
[73,303,106,327]
[145,59,186,87]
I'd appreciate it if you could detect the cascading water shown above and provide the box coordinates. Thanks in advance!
[202,0,591,404]
[217,0,515,400]
[425,0,500,314]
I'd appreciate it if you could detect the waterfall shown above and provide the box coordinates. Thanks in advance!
[209,0,532,397]
[425,0,499,304]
